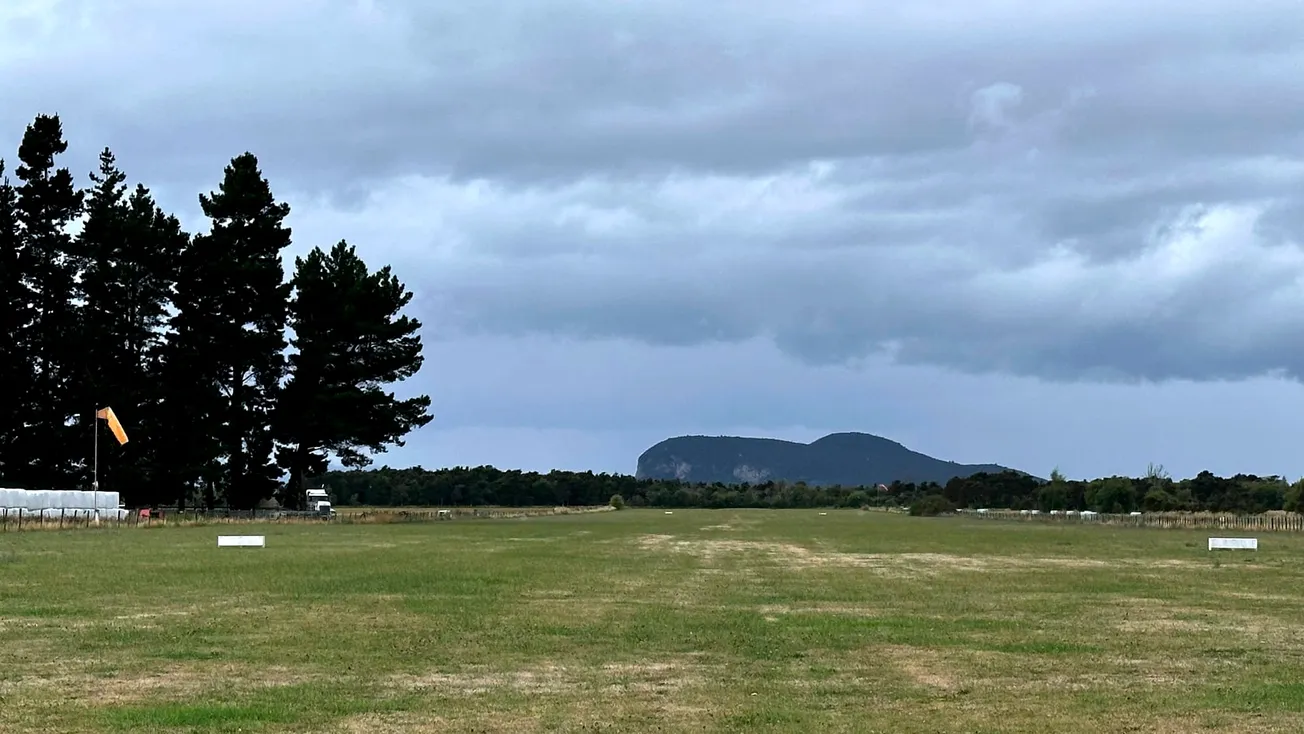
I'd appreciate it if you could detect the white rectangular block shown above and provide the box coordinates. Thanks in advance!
[1208,537,1257,551]
[218,535,266,548]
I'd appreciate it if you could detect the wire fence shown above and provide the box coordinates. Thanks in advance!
[0,504,614,531]
[962,509,1304,532]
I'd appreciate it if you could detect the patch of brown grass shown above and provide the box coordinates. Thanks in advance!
[0,663,317,705]
[879,645,964,693]
[636,534,1206,576]
[1106,597,1298,646]
[388,657,709,699]
[337,711,540,734]
[758,603,878,619]
[600,660,703,693]
[390,665,573,695]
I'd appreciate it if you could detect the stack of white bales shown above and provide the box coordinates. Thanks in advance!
[0,488,19,517]
[0,488,127,519]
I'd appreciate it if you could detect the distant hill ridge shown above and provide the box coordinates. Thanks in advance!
[635,432,1022,487]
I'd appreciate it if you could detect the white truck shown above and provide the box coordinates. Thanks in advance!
[304,488,335,517]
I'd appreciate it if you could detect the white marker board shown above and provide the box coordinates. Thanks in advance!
[218,535,266,548]
[1208,537,1257,551]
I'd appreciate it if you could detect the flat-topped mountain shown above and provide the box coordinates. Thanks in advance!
[635,432,1021,487]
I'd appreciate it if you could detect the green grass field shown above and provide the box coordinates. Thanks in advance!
[2,509,1302,733]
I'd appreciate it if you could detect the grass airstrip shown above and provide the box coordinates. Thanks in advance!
[1,508,1302,732]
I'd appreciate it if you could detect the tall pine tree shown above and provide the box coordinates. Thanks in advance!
[75,149,129,491]
[123,186,189,506]
[13,115,84,490]
[170,153,291,509]
[0,160,27,485]
[276,241,432,506]
[76,149,188,504]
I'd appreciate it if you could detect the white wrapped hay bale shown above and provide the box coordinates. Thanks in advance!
[70,490,91,509]
[0,488,15,509]
[99,491,120,510]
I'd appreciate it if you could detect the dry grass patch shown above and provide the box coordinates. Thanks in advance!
[896,647,1217,698]
[0,616,45,631]
[0,662,318,705]
[520,588,576,599]
[636,534,1202,577]
[699,514,763,532]
[1220,590,1299,603]
[389,657,711,698]
[758,602,878,620]
[600,660,705,694]
[390,665,574,696]
[111,609,191,621]
[988,659,1209,693]
[337,711,541,734]
[1145,713,1304,734]
[1117,617,1211,633]
[1109,598,1216,634]
[337,712,450,733]
[1107,597,1298,645]
[879,645,965,693]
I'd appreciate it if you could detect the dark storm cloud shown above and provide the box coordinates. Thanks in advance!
[4,0,1304,385]
[3,0,1299,186]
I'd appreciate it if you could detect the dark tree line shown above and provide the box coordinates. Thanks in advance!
[317,464,1304,515]
[0,114,431,509]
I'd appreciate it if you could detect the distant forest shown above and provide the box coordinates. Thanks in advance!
[317,464,1304,515]
[0,114,431,509]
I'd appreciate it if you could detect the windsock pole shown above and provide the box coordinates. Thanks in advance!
[92,409,99,522]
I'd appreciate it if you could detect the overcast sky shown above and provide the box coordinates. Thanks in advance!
[4,0,1304,481]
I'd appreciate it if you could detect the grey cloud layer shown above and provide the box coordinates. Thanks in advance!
[5,0,1301,183]
[4,0,1304,383]
[294,161,1304,381]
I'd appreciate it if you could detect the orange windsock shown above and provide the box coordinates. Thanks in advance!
[95,407,129,445]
